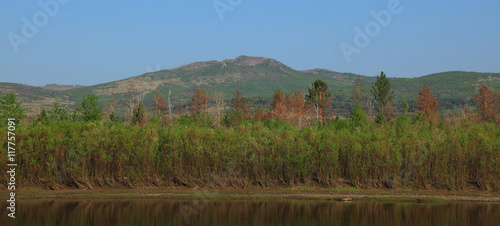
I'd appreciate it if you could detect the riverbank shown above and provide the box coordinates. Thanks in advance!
[3,186,499,203]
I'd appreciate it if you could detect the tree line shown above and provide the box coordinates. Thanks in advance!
[1,71,499,127]
[0,72,499,190]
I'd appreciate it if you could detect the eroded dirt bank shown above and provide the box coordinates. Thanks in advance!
[2,186,499,203]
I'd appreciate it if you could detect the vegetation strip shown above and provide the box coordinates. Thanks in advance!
[0,119,498,191]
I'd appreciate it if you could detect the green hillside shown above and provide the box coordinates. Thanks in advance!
[0,83,72,114]
[389,71,500,111]
[2,56,499,116]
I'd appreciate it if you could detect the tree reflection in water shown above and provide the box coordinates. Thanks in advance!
[2,199,499,226]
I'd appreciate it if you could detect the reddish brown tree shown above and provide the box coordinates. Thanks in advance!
[416,83,439,117]
[287,90,306,127]
[253,108,271,122]
[189,88,209,117]
[473,85,499,121]
[152,91,168,118]
[270,90,287,121]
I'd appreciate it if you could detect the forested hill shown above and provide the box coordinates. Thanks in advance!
[1,55,499,115]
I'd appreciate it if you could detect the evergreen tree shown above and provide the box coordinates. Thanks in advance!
[76,94,103,122]
[370,71,395,120]
[109,111,121,123]
[350,104,368,128]
[49,101,69,121]
[375,112,387,124]
[305,79,332,122]
[131,101,146,126]
[0,92,26,125]
[36,108,50,124]
[402,96,409,116]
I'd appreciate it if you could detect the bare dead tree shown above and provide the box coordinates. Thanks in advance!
[124,82,140,122]
[212,91,225,125]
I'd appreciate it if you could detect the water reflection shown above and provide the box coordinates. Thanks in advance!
[2,199,499,225]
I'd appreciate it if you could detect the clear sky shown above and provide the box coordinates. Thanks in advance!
[1,0,499,86]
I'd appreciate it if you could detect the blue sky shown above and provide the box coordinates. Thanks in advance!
[1,0,499,86]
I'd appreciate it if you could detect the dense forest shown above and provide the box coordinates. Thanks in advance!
[1,72,499,190]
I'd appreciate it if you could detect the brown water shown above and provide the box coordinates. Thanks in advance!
[1,199,499,226]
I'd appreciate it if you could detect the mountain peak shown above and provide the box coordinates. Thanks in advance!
[225,55,274,66]
[40,84,84,91]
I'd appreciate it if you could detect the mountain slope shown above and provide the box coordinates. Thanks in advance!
[2,56,499,115]
[0,83,72,114]
[60,56,358,111]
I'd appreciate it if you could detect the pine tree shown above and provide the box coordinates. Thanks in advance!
[375,112,386,124]
[305,79,332,122]
[0,92,26,125]
[49,101,69,121]
[76,94,102,122]
[109,111,120,123]
[36,108,50,124]
[370,71,395,120]
[131,101,146,126]
[350,104,368,128]
[402,96,409,116]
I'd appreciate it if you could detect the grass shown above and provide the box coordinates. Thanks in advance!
[1,117,498,192]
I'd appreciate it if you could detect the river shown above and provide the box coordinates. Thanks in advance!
[2,199,499,225]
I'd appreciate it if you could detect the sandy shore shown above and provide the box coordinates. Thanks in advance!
[2,186,499,203]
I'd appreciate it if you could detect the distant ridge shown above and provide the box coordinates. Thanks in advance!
[1,56,499,115]
[40,84,84,91]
